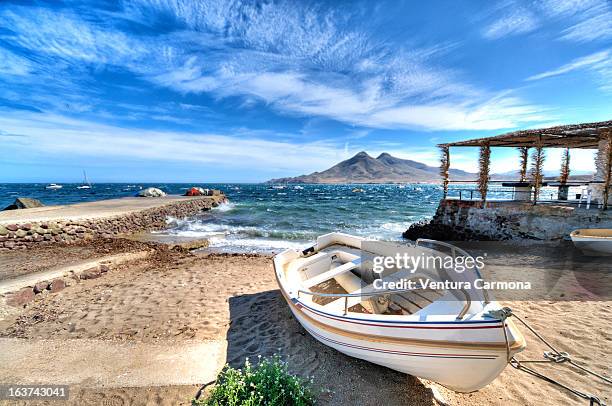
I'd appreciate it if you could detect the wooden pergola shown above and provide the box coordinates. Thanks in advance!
[438,120,612,209]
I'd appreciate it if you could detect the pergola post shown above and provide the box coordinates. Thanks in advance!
[559,147,570,200]
[601,130,612,210]
[440,146,450,199]
[478,142,491,207]
[518,147,529,182]
[530,136,545,205]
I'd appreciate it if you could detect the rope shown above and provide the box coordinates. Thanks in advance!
[489,307,610,405]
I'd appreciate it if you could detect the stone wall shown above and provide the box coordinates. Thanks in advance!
[0,196,225,251]
[403,199,612,241]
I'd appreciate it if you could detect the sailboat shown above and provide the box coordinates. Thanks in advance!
[77,170,92,189]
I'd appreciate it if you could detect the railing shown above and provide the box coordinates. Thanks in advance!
[416,238,491,304]
[296,286,472,320]
[445,187,603,209]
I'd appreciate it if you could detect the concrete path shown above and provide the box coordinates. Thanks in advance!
[0,338,226,387]
[0,196,216,225]
[0,251,150,295]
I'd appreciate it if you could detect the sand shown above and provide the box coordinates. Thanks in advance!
[0,240,610,405]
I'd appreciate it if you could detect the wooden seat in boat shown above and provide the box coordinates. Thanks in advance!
[302,259,360,288]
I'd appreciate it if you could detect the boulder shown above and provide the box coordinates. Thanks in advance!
[34,281,50,294]
[0,225,7,236]
[6,287,35,307]
[170,238,209,251]
[80,267,102,280]
[49,278,66,293]
[137,187,166,197]
[2,198,44,211]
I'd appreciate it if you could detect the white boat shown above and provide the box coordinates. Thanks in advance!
[77,170,91,189]
[45,183,62,190]
[274,232,525,392]
[570,229,612,256]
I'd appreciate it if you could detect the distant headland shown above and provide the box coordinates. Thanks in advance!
[267,151,474,184]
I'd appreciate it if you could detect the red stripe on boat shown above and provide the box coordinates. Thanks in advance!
[295,301,503,330]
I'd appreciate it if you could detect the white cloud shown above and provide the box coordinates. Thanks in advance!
[482,8,539,40]
[0,1,554,133]
[527,50,612,92]
[0,8,147,65]
[561,9,612,42]
[0,48,32,76]
[540,0,604,17]
[0,112,346,173]
[527,50,610,80]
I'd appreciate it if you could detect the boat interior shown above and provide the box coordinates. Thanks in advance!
[288,243,451,316]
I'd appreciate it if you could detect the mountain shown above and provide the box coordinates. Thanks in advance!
[268,151,475,184]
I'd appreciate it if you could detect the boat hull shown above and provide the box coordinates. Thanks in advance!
[286,298,511,393]
[274,232,525,392]
[571,229,612,256]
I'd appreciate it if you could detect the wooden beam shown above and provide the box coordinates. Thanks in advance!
[518,147,529,182]
[440,146,450,199]
[478,142,491,207]
[602,130,612,211]
[560,147,570,185]
[531,137,545,205]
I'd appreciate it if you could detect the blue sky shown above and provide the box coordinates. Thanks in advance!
[0,0,611,182]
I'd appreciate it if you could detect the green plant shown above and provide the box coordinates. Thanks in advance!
[193,355,316,406]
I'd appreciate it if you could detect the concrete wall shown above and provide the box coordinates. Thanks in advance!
[0,197,225,251]
[404,199,612,241]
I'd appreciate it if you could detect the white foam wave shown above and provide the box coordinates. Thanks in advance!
[214,202,236,212]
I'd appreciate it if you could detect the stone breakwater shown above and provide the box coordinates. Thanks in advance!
[0,196,225,251]
[403,199,612,241]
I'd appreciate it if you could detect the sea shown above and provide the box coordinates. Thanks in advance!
[0,183,442,252]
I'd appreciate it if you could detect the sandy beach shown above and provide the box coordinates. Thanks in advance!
[0,237,609,406]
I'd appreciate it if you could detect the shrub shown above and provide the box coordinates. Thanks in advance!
[194,355,316,406]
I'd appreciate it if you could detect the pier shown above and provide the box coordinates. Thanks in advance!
[0,195,225,250]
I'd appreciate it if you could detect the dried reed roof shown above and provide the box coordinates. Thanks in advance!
[439,120,612,149]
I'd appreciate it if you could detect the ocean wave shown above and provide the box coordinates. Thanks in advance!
[214,202,236,212]
[208,237,307,252]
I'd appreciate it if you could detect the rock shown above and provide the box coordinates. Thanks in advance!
[0,225,7,236]
[32,226,46,234]
[6,224,18,232]
[15,230,27,238]
[429,386,448,406]
[49,278,66,293]
[172,239,210,251]
[20,223,32,231]
[99,264,110,273]
[6,287,35,307]
[137,187,166,197]
[2,197,44,211]
[80,267,102,280]
[34,281,50,294]
[4,240,16,249]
